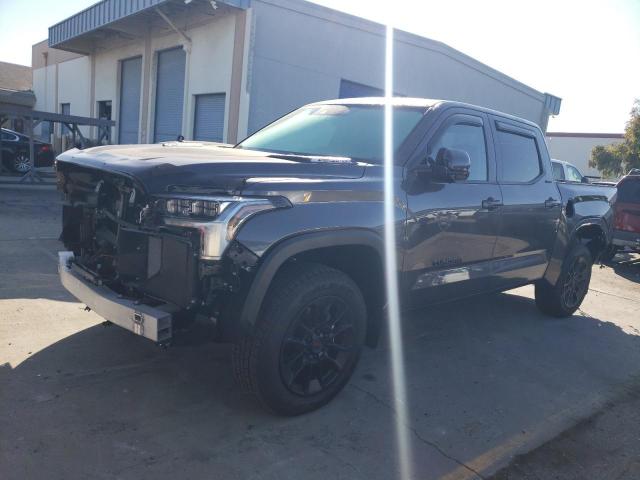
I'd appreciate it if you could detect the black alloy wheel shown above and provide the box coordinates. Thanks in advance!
[560,255,590,310]
[535,243,593,317]
[279,296,356,397]
[232,262,366,415]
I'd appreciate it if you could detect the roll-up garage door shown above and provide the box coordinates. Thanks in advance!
[193,93,226,142]
[118,56,142,144]
[339,79,384,99]
[154,47,186,143]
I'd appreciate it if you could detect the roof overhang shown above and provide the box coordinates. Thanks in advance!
[49,0,250,54]
[0,89,36,109]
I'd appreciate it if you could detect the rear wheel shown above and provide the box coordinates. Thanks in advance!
[535,243,592,317]
[232,262,366,415]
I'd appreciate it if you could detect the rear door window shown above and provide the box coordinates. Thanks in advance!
[496,129,542,183]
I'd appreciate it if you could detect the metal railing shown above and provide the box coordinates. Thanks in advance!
[0,105,115,183]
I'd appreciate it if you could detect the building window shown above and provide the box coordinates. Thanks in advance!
[60,103,71,135]
[193,93,226,143]
[97,100,112,121]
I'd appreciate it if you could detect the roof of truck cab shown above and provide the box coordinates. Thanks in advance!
[313,97,542,130]
[313,97,439,108]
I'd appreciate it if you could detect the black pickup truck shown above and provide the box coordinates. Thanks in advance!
[56,98,615,415]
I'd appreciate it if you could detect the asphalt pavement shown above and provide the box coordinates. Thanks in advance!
[1,186,639,480]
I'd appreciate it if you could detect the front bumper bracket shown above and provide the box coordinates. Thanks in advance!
[58,251,173,343]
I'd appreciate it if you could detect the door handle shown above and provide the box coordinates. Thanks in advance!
[545,198,562,208]
[482,197,503,210]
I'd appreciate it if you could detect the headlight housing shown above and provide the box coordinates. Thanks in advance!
[158,197,227,219]
[154,195,290,260]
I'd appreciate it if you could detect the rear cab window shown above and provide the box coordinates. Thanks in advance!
[495,125,543,183]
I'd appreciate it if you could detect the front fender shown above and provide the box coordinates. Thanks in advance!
[238,228,385,330]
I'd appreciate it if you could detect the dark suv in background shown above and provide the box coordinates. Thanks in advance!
[606,171,640,259]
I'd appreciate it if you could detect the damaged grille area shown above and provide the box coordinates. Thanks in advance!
[58,164,200,309]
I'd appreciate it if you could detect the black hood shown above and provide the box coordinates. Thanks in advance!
[56,143,367,194]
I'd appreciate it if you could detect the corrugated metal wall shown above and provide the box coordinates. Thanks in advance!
[153,48,186,143]
[193,93,226,142]
[118,56,142,144]
[49,0,168,47]
[49,0,251,48]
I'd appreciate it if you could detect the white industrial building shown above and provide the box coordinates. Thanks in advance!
[32,0,562,147]
[545,132,624,178]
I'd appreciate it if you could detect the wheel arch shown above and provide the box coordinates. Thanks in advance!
[239,229,386,347]
[543,217,610,286]
[572,219,609,261]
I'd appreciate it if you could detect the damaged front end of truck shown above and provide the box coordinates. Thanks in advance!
[56,153,290,345]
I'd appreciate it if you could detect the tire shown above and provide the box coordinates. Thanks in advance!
[11,152,31,174]
[600,245,619,263]
[535,243,592,317]
[232,262,366,416]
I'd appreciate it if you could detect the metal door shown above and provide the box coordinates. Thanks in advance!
[118,56,141,145]
[404,110,502,304]
[193,93,226,142]
[339,80,384,99]
[490,117,562,286]
[154,47,186,143]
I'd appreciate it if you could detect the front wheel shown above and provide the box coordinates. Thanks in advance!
[232,262,366,415]
[535,243,592,317]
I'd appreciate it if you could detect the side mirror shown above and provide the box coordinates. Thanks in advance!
[434,147,471,182]
[581,176,590,184]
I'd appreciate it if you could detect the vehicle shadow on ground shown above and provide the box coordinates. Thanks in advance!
[609,254,640,284]
[3,289,640,479]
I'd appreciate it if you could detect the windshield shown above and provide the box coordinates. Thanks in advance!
[236,104,425,163]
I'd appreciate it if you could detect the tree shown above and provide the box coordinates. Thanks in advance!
[589,99,640,177]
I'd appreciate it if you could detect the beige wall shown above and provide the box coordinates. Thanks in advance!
[32,40,84,69]
[31,11,238,145]
[545,134,624,178]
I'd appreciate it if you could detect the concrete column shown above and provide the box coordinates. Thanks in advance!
[140,30,152,144]
[90,53,96,139]
[181,42,192,139]
[227,9,248,144]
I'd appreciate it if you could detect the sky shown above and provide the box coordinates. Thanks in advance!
[0,0,638,133]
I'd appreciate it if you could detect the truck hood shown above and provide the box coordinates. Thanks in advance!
[56,143,367,194]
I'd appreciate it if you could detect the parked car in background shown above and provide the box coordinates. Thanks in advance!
[551,159,591,183]
[603,171,640,260]
[0,128,55,174]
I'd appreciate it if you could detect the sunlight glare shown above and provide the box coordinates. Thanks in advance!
[383,24,414,480]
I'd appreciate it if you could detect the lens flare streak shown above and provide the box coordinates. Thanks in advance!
[383,24,415,480]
